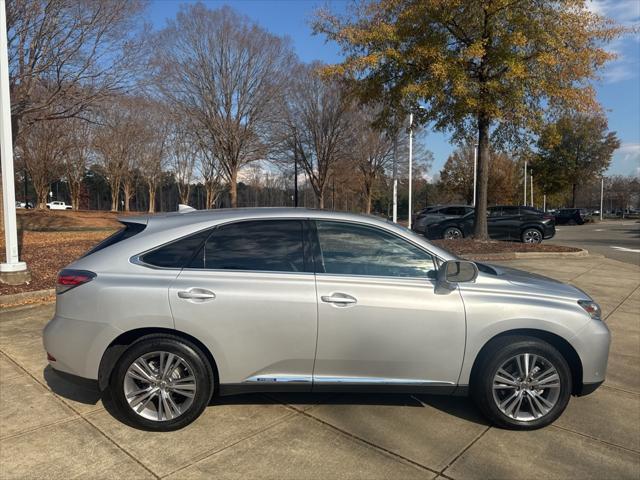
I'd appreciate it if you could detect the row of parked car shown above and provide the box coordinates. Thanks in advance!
[16,201,72,210]
[412,204,560,244]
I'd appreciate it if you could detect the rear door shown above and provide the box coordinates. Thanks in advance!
[168,219,318,389]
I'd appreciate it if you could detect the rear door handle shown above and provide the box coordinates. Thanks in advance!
[321,293,357,305]
[178,288,216,301]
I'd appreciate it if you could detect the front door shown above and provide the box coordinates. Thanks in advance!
[169,219,317,390]
[311,220,466,391]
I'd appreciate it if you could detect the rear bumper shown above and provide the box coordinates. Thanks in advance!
[43,314,122,380]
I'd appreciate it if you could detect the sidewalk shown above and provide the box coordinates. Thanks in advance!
[0,256,638,479]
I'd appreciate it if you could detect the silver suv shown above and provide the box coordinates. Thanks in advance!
[43,208,610,431]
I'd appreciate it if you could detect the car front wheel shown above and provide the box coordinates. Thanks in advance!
[109,334,214,431]
[471,336,572,429]
[521,228,542,244]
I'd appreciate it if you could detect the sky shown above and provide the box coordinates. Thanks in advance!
[148,0,640,178]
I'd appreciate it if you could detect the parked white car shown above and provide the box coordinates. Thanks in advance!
[46,201,72,210]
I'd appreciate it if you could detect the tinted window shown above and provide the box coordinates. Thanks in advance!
[316,221,435,278]
[83,222,146,258]
[501,206,520,215]
[488,207,502,217]
[442,207,465,215]
[142,228,212,268]
[188,220,306,272]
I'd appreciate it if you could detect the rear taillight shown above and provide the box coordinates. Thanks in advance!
[56,269,96,294]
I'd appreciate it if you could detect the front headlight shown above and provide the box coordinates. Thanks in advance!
[578,300,602,321]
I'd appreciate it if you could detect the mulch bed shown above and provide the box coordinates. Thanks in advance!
[0,230,113,296]
[432,239,580,255]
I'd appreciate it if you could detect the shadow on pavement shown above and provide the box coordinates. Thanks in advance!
[46,368,488,429]
[44,365,102,405]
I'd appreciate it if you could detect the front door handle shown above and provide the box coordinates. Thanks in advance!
[321,293,357,305]
[178,288,216,301]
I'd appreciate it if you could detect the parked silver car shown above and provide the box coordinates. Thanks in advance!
[43,208,610,431]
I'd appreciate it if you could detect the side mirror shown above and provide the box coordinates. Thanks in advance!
[436,260,479,293]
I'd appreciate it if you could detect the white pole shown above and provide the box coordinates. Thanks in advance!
[530,171,533,208]
[543,194,546,212]
[408,113,413,229]
[392,135,397,223]
[473,144,478,207]
[0,0,27,274]
[600,177,604,221]
[523,161,527,206]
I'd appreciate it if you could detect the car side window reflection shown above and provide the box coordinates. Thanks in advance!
[316,221,435,278]
[188,220,306,272]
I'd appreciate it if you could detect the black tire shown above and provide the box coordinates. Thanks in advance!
[521,227,543,244]
[443,227,464,240]
[109,334,214,431]
[471,336,572,430]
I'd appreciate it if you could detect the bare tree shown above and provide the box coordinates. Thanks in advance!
[138,102,170,213]
[6,0,148,145]
[152,4,295,207]
[283,64,353,208]
[19,117,68,208]
[171,128,197,205]
[64,118,93,210]
[93,97,146,212]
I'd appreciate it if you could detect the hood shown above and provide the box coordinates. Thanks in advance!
[479,263,592,300]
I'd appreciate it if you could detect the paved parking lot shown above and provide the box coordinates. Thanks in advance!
[0,256,638,479]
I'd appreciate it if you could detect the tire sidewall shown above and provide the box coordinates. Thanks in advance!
[109,336,214,431]
[474,339,572,430]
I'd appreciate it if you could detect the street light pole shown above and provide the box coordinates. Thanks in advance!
[0,0,29,284]
[293,134,298,208]
[392,134,398,223]
[408,113,413,229]
[523,160,527,206]
[530,170,533,208]
[473,144,478,207]
[600,177,604,221]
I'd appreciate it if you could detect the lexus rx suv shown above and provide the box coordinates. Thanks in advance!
[43,208,609,431]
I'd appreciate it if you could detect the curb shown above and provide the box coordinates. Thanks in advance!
[0,289,55,308]
[462,248,594,261]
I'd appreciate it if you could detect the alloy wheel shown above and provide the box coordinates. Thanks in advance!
[444,228,463,240]
[491,353,561,422]
[123,351,197,421]
[523,229,542,243]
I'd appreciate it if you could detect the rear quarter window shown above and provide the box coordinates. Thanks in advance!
[83,222,146,258]
[141,229,212,268]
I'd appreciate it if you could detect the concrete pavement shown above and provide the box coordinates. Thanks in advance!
[0,256,638,479]
[551,219,640,265]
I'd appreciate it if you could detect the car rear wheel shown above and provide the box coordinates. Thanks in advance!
[521,228,542,244]
[443,227,464,240]
[109,335,214,431]
[471,336,571,429]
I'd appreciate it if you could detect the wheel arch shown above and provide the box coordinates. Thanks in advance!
[469,328,583,396]
[98,327,219,392]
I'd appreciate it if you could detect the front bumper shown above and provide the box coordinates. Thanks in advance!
[43,314,122,381]
[570,318,611,389]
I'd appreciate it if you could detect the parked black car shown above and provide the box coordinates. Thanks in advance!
[425,205,556,243]
[412,204,474,234]
[553,208,588,225]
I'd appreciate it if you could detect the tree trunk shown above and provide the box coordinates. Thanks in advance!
[147,181,156,213]
[571,183,577,208]
[123,182,133,212]
[318,192,324,209]
[229,171,238,208]
[109,179,120,212]
[69,181,81,210]
[473,114,491,240]
[36,185,48,209]
[365,189,372,214]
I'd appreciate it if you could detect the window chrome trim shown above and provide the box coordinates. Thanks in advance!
[129,215,449,274]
